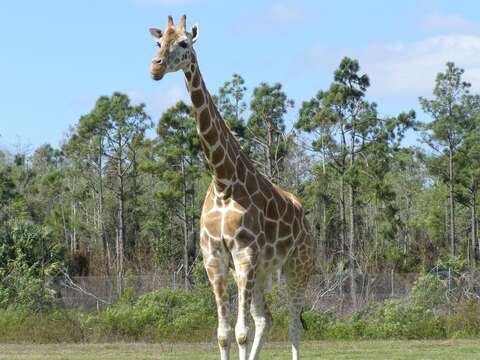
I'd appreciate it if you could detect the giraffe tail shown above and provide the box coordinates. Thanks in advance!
[300,308,308,331]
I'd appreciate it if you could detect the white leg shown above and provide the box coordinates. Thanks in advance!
[234,268,254,360]
[248,278,272,360]
[288,304,302,360]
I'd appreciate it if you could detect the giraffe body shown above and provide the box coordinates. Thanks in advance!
[149,15,315,360]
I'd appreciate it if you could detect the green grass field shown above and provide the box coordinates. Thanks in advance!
[1,340,479,360]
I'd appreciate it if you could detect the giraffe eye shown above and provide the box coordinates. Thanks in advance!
[178,40,188,49]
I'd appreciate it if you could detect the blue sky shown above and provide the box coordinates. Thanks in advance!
[2,0,480,152]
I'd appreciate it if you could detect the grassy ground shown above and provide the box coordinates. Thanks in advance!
[0,340,479,360]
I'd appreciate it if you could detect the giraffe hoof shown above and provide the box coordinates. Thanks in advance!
[218,337,229,348]
[237,334,247,346]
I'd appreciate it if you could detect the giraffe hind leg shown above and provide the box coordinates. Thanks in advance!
[283,246,313,360]
[248,276,272,360]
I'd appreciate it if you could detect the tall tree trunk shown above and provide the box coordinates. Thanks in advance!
[190,178,197,265]
[319,192,327,262]
[320,145,327,262]
[98,181,108,273]
[116,155,125,297]
[61,204,68,252]
[348,121,357,311]
[445,199,449,249]
[71,200,77,253]
[266,123,273,181]
[448,148,456,255]
[130,150,140,253]
[98,138,109,274]
[348,182,357,310]
[472,184,478,263]
[339,124,347,259]
[339,172,346,257]
[181,160,190,290]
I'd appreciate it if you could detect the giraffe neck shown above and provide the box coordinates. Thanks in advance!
[183,54,244,196]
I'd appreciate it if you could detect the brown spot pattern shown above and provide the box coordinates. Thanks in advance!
[242,207,259,234]
[265,245,274,260]
[237,159,246,183]
[266,199,279,219]
[211,146,224,164]
[192,71,200,88]
[278,220,291,237]
[245,171,258,194]
[232,184,250,208]
[191,89,204,107]
[223,212,242,237]
[203,210,222,237]
[265,219,277,240]
[203,124,218,145]
[283,205,294,223]
[199,109,210,132]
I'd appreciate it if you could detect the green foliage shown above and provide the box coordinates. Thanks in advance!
[85,287,216,341]
[447,301,480,337]
[247,82,294,180]
[420,62,474,153]
[216,73,247,140]
[0,309,84,343]
[0,221,62,312]
[411,273,448,309]
[1,286,480,343]
[362,300,446,339]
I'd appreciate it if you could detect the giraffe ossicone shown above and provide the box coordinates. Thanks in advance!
[149,14,315,360]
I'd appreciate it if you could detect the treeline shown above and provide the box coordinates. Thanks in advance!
[1,58,479,300]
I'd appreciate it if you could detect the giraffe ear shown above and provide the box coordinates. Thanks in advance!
[191,24,199,44]
[149,27,163,41]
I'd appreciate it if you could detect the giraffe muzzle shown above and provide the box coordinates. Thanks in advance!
[151,72,164,81]
[150,61,166,81]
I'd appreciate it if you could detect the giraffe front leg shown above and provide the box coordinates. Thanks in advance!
[203,244,232,360]
[215,279,232,360]
[233,257,255,360]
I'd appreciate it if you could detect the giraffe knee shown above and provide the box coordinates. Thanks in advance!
[217,324,231,348]
[236,333,248,346]
[235,324,249,346]
[218,336,229,348]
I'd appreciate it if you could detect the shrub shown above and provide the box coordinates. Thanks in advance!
[447,301,480,337]
[411,273,447,309]
[0,220,62,312]
[363,299,446,339]
[85,287,217,342]
[0,286,478,343]
[0,308,84,343]
[302,310,337,340]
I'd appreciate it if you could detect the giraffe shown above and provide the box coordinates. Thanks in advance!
[149,15,315,360]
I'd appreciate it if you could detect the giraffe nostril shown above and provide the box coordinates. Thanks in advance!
[155,59,163,65]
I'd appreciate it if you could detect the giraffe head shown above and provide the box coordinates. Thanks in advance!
[149,15,199,81]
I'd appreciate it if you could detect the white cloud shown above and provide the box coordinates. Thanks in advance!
[422,14,479,33]
[307,35,480,98]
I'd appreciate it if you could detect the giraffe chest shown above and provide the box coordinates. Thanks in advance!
[202,198,246,238]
